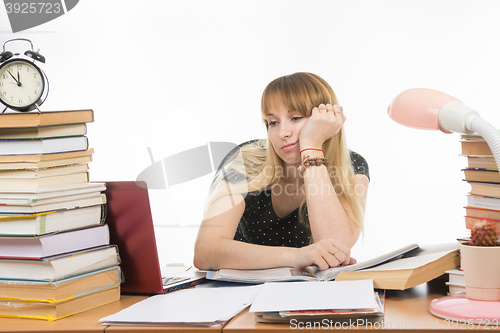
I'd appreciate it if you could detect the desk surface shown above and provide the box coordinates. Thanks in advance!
[0,277,497,332]
[0,295,220,333]
[224,277,499,332]
[104,297,221,333]
[0,296,148,333]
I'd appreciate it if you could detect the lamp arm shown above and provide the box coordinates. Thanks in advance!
[470,118,500,172]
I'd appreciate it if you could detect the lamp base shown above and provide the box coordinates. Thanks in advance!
[430,293,500,324]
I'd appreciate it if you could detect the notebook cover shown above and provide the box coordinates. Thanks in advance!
[99,181,164,295]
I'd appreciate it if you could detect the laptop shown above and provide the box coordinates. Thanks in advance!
[101,180,206,295]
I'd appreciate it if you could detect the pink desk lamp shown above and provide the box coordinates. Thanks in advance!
[388,88,500,323]
[388,88,500,167]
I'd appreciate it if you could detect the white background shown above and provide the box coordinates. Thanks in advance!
[1,0,500,266]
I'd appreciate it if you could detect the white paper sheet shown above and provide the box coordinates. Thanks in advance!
[100,285,261,326]
[250,279,377,313]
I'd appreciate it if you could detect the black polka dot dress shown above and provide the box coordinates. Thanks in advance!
[227,150,370,248]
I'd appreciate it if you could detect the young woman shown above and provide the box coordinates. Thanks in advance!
[194,72,369,271]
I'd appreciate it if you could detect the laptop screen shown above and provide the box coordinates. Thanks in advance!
[100,181,165,295]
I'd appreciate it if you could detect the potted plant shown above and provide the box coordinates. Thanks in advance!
[460,220,500,301]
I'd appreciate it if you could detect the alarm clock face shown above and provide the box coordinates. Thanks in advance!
[0,58,44,111]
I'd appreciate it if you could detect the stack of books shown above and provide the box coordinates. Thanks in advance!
[460,133,500,230]
[445,269,465,295]
[0,110,121,321]
[448,133,500,294]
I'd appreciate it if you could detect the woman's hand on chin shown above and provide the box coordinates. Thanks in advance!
[299,104,346,150]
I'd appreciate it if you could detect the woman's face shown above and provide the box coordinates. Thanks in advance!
[266,101,308,168]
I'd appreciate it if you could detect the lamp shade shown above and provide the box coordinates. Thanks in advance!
[387,87,500,171]
[387,88,459,133]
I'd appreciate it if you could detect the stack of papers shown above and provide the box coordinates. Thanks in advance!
[100,278,382,327]
[250,279,384,323]
[99,285,261,327]
[251,279,377,312]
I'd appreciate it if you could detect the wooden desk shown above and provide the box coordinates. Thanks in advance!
[0,296,150,333]
[104,296,221,333]
[223,277,500,332]
[1,279,498,332]
[0,296,220,333]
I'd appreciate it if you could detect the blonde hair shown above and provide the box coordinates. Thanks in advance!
[206,72,364,236]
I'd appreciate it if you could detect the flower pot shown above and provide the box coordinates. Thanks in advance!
[460,243,500,301]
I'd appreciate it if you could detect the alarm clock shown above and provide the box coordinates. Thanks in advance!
[0,38,49,113]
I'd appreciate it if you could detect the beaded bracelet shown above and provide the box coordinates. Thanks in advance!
[298,154,330,172]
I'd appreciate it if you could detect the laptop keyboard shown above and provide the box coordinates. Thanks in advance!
[162,276,190,286]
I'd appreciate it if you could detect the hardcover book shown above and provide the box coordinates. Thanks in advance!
[0,148,93,166]
[0,123,87,140]
[468,181,500,198]
[0,245,120,281]
[467,194,500,210]
[334,248,460,290]
[0,286,120,321]
[461,141,493,156]
[0,110,94,129]
[0,266,121,303]
[0,172,89,189]
[464,206,500,220]
[0,136,89,155]
[0,192,106,214]
[0,204,105,236]
[463,169,500,184]
[0,224,110,259]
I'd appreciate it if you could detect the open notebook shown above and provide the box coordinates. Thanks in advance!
[101,181,205,295]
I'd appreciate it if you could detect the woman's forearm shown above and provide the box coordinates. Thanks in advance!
[302,164,359,247]
[193,236,297,270]
[193,194,299,270]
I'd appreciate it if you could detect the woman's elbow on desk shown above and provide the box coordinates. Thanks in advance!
[194,195,245,270]
[193,238,216,270]
[192,237,229,271]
